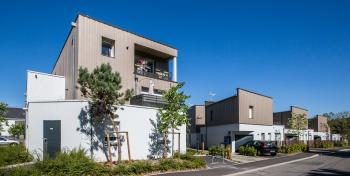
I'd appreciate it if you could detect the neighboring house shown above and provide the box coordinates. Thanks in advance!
[1,108,25,137]
[25,15,186,161]
[200,88,285,152]
[52,14,178,107]
[187,105,205,148]
[273,106,312,141]
[309,115,331,140]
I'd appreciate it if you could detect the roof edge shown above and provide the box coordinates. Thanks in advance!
[237,88,273,99]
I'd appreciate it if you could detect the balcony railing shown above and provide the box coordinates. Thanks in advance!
[134,69,171,81]
[130,94,166,108]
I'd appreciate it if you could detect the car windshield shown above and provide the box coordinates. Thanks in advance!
[0,137,7,141]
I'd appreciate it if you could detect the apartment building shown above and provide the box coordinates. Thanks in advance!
[24,15,186,161]
[200,88,285,152]
[53,14,178,107]
[309,115,332,140]
[273,106,309,128]
[273,106,312,141]
[187,105,205,148]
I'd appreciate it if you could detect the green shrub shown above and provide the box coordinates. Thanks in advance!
[186,148,197,156]
[334,141,348,147]
[208,146,224,156]
[238,146,245,155]
[208,146,232,159]
[319,141,334,148]
[286,143,308,153]
[0,149,206,176]
[0,144,33,167]
[238,146,257,156]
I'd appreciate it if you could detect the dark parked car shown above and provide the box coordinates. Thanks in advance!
[243,140,277,156]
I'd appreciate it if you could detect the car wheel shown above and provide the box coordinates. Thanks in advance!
[271,152,277,156]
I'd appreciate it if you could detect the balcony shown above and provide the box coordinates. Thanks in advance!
[130,94,166,108]
[134,45,175,82]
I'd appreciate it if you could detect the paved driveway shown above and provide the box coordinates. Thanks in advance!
[155,153,315,176]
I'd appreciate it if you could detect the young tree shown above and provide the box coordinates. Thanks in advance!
[288,113,308,141]
[158,82,190,158]
[0,102,8,135]
[9,123,25,138]
[328,117,350,142]
[78,63,128,163]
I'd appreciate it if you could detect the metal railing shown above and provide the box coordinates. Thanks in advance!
[134,70,171,81]
[130,94,167,108]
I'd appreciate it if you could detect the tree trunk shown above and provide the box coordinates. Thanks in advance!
[171,128,175,156]
[163,132,168,158]
[106,132,112,164]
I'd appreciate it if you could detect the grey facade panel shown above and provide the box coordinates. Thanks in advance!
[205,96,238,126]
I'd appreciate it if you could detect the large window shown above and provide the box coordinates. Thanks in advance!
[248,106,254,119]
[101,37,115,57]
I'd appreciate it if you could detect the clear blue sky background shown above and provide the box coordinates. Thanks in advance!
[0,0,349,117]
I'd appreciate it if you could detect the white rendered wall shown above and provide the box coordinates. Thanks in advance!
[26,71,65,103]
[285,129,315,141]
[201,124,286,153]
[331,134,341,141]
[314,131,329,141]
[26,101,186,161]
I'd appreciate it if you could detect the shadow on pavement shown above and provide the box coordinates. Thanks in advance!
[309,149,350,159]
[307,168,350,176]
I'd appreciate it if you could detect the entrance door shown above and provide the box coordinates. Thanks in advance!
[43,120,61,158]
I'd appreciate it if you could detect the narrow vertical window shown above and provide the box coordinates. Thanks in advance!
[101,37,115,57]
[248,106,254,119]
[210,110,213,121]
[261,133,265,141]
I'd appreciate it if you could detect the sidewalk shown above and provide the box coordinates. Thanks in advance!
[154,152,317,176]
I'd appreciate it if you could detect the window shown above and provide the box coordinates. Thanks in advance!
[261,133,265,141]
[210,110,213,121]
[141,86,149,93]
[154,89,164,95]
[101,37,115,57]
[268,133,271,141]
[248,106,254,119]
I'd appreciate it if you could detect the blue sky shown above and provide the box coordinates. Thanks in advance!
[0,0,349,116]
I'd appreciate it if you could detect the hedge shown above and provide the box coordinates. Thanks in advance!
[238,146,257,156]
[0,144,33,167]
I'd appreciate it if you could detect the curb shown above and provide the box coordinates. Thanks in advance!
[223,154,319,176]
[0,161,36,169]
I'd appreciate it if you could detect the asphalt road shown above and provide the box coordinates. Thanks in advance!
[241,150,350,176]
[156,150,350,176]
